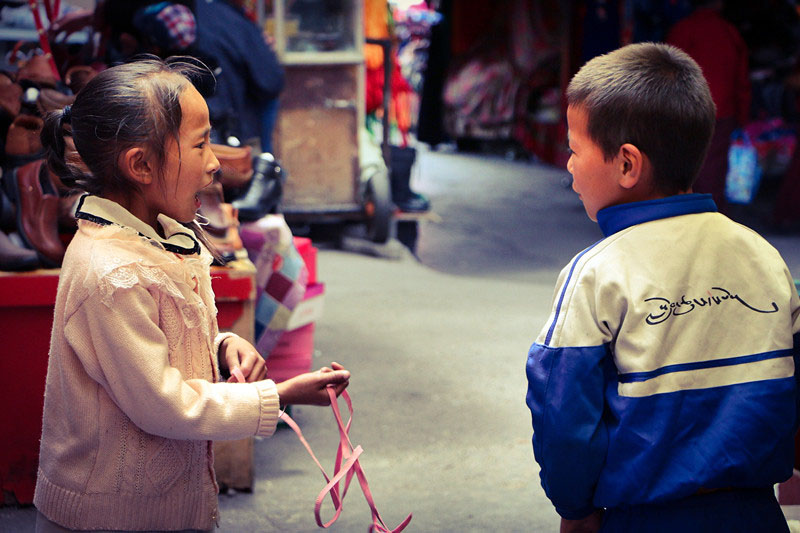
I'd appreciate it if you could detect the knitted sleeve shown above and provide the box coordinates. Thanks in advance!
[63,284,280,439]
[214,331,240,369]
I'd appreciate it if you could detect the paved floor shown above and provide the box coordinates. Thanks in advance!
[2,147,799,532]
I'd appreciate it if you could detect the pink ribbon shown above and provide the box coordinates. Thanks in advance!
[281,387,412,532]
[229,370,412,531]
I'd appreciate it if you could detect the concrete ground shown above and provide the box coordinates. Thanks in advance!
[2,147,799,532]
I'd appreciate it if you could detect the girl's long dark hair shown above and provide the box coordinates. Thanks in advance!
[41,56,224,262]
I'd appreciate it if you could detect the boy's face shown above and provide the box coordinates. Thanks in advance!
[566,106,627,221]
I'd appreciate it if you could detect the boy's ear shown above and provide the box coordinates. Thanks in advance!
[617,143,646,190]
[119,147,154,185]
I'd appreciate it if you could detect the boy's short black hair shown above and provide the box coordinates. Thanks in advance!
[567,42,716,195]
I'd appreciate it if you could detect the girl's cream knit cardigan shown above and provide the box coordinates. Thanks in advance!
[34,196,280,531]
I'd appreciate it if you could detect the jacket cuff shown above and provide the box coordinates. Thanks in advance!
[556,505,601,521]
[253,379,280,437]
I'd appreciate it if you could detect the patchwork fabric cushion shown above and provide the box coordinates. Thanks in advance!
[240,215,308,356]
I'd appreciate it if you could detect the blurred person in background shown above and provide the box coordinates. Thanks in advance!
[667,0,751,214]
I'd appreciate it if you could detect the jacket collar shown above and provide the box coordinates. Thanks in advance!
[75,194,201,255]
[596,193,718,237]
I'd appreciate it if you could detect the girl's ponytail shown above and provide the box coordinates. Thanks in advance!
[41,106,92,194]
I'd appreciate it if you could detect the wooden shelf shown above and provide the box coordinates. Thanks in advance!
[0,26,88,43]
[281,50,363,66]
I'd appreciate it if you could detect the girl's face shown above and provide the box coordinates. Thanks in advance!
[143,83,219,226]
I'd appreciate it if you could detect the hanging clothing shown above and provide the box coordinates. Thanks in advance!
[667,7,751,124]
[363,0,413,145]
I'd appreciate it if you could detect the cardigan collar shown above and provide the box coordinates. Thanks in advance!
[75,194,201,255]
[596,193,718,237]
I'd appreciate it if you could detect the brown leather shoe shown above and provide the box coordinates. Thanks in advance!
[64,65,97,94]
[16,54,57,88]
[198,179,244,254]
[5,114,43,156]
[10,159,65,266]
[36,88,75,115]
[197,180,229,236]
[211,143,253,189]
[0,80,22,118]
[57,191,82,230]
[204,203,243,255]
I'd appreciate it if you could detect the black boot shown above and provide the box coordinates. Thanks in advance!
[388,145,430,213]
[231,152,285,221]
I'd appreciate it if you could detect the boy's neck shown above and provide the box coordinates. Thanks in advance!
[597,191,713,237]
[624,187,692,205]
[611,167,667,206]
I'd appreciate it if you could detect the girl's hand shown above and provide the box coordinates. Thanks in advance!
[219,336,267,383]
[276,362,350,407]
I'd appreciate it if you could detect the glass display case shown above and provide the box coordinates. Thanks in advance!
[256,0,391,243]
[263,0,363,65]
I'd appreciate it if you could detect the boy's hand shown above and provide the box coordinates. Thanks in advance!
[275,362,350,407]
[219,336,267,383]
[560,510,603,533]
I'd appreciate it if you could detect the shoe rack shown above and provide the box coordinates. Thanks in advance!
[0,0,92,72]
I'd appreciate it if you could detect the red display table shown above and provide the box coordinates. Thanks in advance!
[0,261,257,505]
[0,269,59,505]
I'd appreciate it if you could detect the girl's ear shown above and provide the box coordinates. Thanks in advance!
[617,143,647,190]
[119,147,154,185]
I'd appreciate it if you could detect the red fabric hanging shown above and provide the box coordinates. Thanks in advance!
[26,0,62,81]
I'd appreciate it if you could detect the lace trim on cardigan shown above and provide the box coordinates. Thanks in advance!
[81,223,216,334]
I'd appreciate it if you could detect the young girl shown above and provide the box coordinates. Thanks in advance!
[34,57,350,532]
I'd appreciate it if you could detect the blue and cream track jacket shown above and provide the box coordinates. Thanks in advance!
[526,194,800,519]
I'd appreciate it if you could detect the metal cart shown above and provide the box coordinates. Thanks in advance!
[265,0,393,242]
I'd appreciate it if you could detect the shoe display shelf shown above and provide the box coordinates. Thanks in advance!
[0,259,258,505]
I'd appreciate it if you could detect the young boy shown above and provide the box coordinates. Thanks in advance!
[526,42,800,533]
